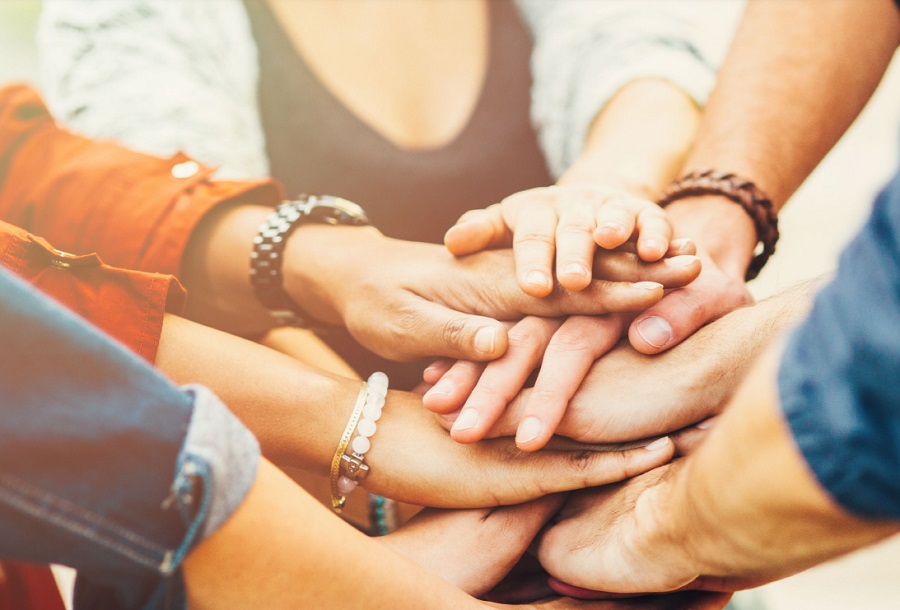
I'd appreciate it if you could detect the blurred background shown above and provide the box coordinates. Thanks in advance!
[2,0,899,608]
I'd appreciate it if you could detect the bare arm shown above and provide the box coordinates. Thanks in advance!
[666,0,900,275]
[154,314,674,508]
[538,345,900,594]
[628,0,900,355]
[559,78,700,199]
[184,459,729,610]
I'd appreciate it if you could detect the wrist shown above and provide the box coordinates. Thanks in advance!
[558,157,662,201]
[630,467,706,589]
[663,195,758,278]
[282,224,385,326]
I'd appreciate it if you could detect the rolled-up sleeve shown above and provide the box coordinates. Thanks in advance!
[0,84,282,277]
[0,268,259,609]
[517,0,741,177]
[778,170,900,520]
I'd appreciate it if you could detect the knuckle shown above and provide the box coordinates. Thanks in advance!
[440,317,471,352]
[514,230,555,249]
[507,327,544,358]
[557,220,595,237]
[548,329,595,354]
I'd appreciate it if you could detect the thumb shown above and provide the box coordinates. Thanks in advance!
[444,204,511,256]
[628,279,750,354]
[364,299,509,361]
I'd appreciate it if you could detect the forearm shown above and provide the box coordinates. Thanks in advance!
[155,313,353,472]
[665,0,900,273]
[559,79,700,199]
[650,347,899,583]
[184,459,481,610]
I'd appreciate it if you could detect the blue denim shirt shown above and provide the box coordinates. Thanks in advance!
[779,168,900,520]
[0,268,260,609]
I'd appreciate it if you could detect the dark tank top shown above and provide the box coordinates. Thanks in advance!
[245,0,554,388]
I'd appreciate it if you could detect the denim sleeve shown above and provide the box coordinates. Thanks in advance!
[778,170,900,520]
[0,268,259,609]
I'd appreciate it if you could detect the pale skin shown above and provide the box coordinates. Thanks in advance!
[154,313,676,509]
[424,279,817,448]
[182,457,733,609]
[428,0,900,451]
[426,78,705,450]
[535,0,900,596]
[536,345,900,596]
[180,207,698,363]
[630,0,900,354]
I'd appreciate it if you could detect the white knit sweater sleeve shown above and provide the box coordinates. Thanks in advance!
[38,0,269,179]
[517,0,742,179]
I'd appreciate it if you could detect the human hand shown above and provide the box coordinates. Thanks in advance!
[627,245,752,354]
[538,463,700,594]
[627,195,758,355]
[537,463,764,596]
[286,225,699,362]
[444,185,682,296]
[380,495,565,597]
[363,389,675,508]
[423,299,744,449]
[423,315,629,450]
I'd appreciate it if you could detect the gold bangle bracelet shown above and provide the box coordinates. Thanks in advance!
[330,381,368,512]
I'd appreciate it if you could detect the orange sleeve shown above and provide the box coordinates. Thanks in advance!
[0,219,184,363]
[0,83,283,276]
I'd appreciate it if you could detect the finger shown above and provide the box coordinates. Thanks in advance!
[594,202,638,250]
[436,407,461,432]
[669,417,717,456]
[515,315,628,451]
[422,359,486,414]
[591,252,700,287]
[509,197,559,297]
[628,279,752,354]
[555,203,599,291]
[444,204,512,255]
[499,437,675,503]
[634,204,673,262]
[383,495,565,597]
[563,279,664,314]
[667,237,696,257]
[422,357,454,385]
[371,300,510,361]
[451,317,562,443]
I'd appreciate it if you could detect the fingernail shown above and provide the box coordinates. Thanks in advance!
[562,263,589,278]
[695,417,717,430]
[671,238,692,250]
[525,270,551,289]
[642,238,665,254]
[644,437,671,451]
[635,316,673,348]
[516,416,543,445]
[424,379,454,398]
[633,281,663,291]
[668,254,699,266]
[474,326,497,355]
[598,221,626,235]
[452,408,479,431]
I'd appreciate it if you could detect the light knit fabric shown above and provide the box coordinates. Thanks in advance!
[38,0,741,180]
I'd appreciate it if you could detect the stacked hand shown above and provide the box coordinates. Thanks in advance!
[424,185,747,450]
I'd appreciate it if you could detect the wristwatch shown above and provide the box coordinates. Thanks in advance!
[250,194,369,327]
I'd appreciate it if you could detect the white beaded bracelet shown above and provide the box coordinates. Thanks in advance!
[330,372,388,512]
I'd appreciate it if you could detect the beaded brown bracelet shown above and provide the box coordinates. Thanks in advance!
[657,170,779,281]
